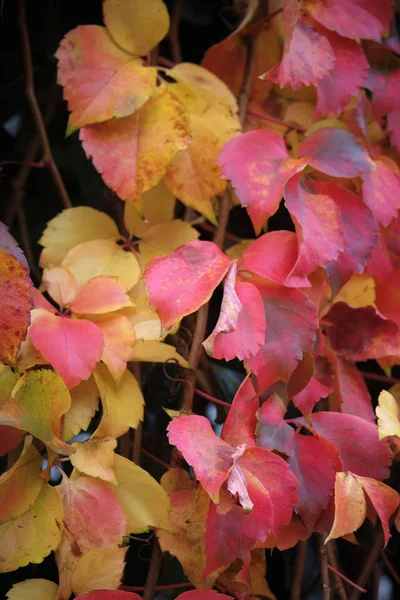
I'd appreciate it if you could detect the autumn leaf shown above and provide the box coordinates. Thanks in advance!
[91,314,134,381]
[58,473,126,552]
[80,86,191,206]
[6,579,58,600]
[0,221,29,270]
[144,241,232,331]
[103,0,170,56]
[256,394,296,455]
[0,485,64,572]
[325,472,367,544]
[331,356,375,422]
[56,26,157,133]
[0,249,33,366]
[376,390,400,439]
[0,369,73,455]
[131,339,189,368]
[292,355,334,418]
[71,547,127,596]
[362,157,400,227]
[75,592,141,600]
[221,376,259,448]
[219,130,307,232]
[63,377,99,441]
[241,230,298,284]
[70,436,117,483]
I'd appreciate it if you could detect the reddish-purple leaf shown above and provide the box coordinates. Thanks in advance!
[365,42,400,116]
[324,302,400,362]
[304,0,393,42]
[264,18,335,90]
[304,411,392,480]
[298,127,372,178]
[362,158,400,227]
[247,282,318,381]
[284,176,344,279]
[76,592,141,600]
[219,130,307,232]
[388,109,400,153]
[222,376,259,448]
[177,592,233,600]
[144,241,232,331]
[289,434,341,530]
[208,280,266,362]
[292,355,334,418]
[315,27,369,117]
[256,394,295,455]
[241,231,298,284]
[167,415,234,503]
[333,356,375,422]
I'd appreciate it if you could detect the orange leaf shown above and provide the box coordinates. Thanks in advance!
[70,277,133,314]
[325,472,367,543]
[90,314,134,381]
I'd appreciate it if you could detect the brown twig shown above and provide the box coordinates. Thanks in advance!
[142,540,163,600]
[123,582,193,592]
[140,448,170,471]
[326,541,348,600]
[247,108,306,133]
[291,540,308,600]
[196,221,243,243]
[320,536,331,600]
[359,371,400,385]
[381,551,400,586]
[194,387,231,408]
[242,7,283,38]
[349,529,384,600]
[17,0,72,210]
[168,0,183,63]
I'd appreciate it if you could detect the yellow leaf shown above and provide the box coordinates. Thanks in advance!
[334,273,376,308]
[6,579,58,600]
[17,309,48,372]
[71,546,127,595]
[165,116,224,224]
[39,207,119,269]
[376,390,400,439]
[90,314,135,380]
[55,535,79,600]
[0,365,19,405]
[93,363,144,437]
[70,436,118,483]
[110,454,171,534]
[43,267,77,307]
[0,369,73,455]
[62,239,140,291]
[0,485,64,573]
[132,339,189,368]
[226,239,254,261]
[63,376,99,441]
[0,436,43,523]
[103,0,170,56]
[139,220,199,264]
[325,472,366,544]
[123,295,162,341]
[124,179,176,239]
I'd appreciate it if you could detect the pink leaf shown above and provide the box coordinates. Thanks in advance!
[219,130,307,232]
[167,415,234,503]
[43,267,77,307]
[144,241,232,331]
[365,42,400,116]
[176,592,233,600]
[333,356,375,422]
[292,355,334,418]
[298,127,372,178]
[93,314,135,380]
[256,394,296,455]
[70,276,132,314]
[30,311,104,389]
[222,376,259,448]
[76,592,142,600]
[241,231,298,284]
[388,109,400,153]
[362,158,400,227]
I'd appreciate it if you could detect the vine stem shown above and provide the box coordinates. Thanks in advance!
[17,0,72,209]
[326,541,348,600]
[360,371,400,385]
[291,540,308,600]
[381,551,400,586]
[143,540,163,600]
[168,0,183,63]
[181,24,258,414]
[327,565,366,595]
[349,529,384,600]
[194,387,231,408]
[123,582,193,592]
[319,535,331,600]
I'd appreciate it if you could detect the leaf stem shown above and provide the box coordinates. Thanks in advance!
[143,540,163,600]
[349,529,384,600]
[139,448,170,471]
[194,387,231,408]
[381,551,400,586]
[327,565,366,594]
[247,108,306,133]
[360,371,400,385]
[326,541,348,600]
[17,0,72,209]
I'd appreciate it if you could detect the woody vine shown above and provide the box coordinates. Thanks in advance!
[1,1,400,600]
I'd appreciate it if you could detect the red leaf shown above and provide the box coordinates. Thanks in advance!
[362,158,400,227]
[314,27,369,117]
[388,109,400,153]
[0,249,33,366]
[365,42,400,116]
[30,311,104,389]
[221,376,259,448]
[219,130,307,232]
[289,434,341,530]
[76,592,141,600]
[56,26,156,133]
[256,394,296,455]
[304,0,393,42]
[208,280,266,362]
[304,411,392,480]
[265,18,335,90]
[241,231,298,284]
[333,356,375,422]
[353,475,400,546]
[145,241,232,331]
[247,282,318,380]
[284,176,344,278]
[176,592,233,600]
[0,426,24,457]
[324,302,400,362]
[298,127,372,178]
[292,355,334,418]
[0,221,29,271]
[167,415,234,503]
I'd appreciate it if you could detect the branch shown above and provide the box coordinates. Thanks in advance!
[319,535,331,600]
[123,582,193,592]
[349,529,384,600]
[143,540,163,600]
[360,371,400,385]
[326,541,348,600]
[17,0,72,209]
[381,551,400,587]
[247,108,306,133]
[327,565,366,595]
[291,540,308,600]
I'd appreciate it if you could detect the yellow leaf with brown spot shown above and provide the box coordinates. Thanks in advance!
[103,0,170,56]
[70,436,118,483]
[0,436,43,523]
[39,207,120,269]
[93,363,144,437]
[80,86,191,206]
[334,273,376,308]
[62,239,140,291]
[0,485,64,573]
